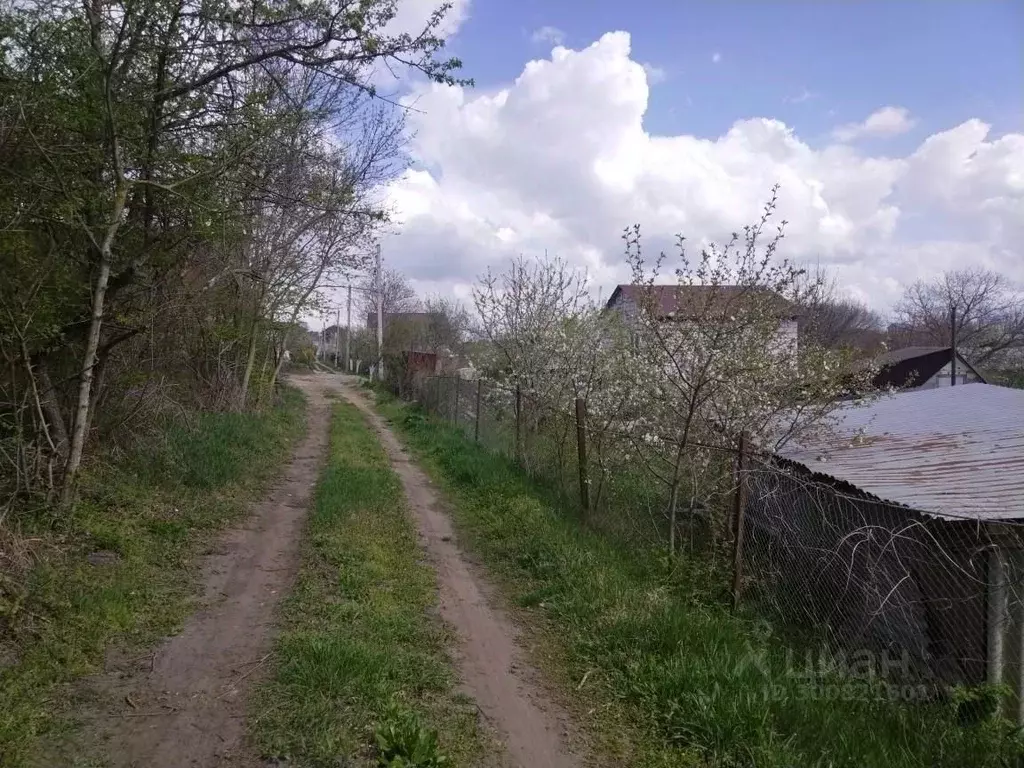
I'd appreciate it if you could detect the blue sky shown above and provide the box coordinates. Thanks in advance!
[446,1,1022,146]
[370,0,1023,316]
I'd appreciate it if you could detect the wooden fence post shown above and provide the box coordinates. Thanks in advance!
[453,377,460,426]
[574,397,590,515]
[474,379,482,442]
[731,431,749,610]
[514,384,522,464]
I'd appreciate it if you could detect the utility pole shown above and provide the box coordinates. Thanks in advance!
[320,311,326,361]
[950,304,958,386]
[345,285,352,373]
[335,306,341,368]
[375,243,384,381]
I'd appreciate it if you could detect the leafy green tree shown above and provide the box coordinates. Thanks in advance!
[0,0,469,500]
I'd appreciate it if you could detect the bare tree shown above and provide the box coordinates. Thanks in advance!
[423,295,470,356]
[892,268,1024,366]
[794,265,884,353]
[358,268,421,325]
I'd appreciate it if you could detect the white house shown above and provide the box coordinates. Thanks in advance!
[604,284,800,356]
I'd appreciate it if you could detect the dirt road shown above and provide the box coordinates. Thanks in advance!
[341,380,582,768]
[83,374,333,768]
[72,372,580,768]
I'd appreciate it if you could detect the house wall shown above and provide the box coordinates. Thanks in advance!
[920,357,983,388]
[775,318,799,357]
[608,293,799,358]
[607,294,639,323]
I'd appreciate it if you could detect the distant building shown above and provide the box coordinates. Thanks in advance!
[310,325,346,360]
[871,346,985,390]
[605,284,800,355]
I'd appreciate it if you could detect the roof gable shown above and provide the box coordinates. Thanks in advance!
[872,347,986,389]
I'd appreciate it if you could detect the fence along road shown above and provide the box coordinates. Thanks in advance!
[411,374,1024,723]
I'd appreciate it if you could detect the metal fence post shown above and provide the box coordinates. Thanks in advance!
[474,379,482,442]
[987,548,1007,687]
[731,431,749,610]
[574,397,590,515]
[514,384,523,465]
[453,377,460,426]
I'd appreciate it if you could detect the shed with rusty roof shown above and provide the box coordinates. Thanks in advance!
[777,383,1023,520]
[744,384,1024,701]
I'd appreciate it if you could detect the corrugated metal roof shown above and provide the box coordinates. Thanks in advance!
[778,384,1024,521]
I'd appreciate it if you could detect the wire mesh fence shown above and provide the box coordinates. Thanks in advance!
[405,373,1024,715]
[416,374,680,544]
[743,459,1019,687]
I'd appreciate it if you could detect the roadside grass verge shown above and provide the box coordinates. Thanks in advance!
[250,401,484,767]
[0,386,307,768]
[375,393,1023,768]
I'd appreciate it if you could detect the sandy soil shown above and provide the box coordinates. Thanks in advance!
[342,380,582,768]
[79,373,333,768]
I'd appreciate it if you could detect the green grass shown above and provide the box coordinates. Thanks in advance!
[250,401,485,767]
[375,394,1024,768]
[0,387,307,768]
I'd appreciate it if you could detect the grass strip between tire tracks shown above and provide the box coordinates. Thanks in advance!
[250,399,484,767]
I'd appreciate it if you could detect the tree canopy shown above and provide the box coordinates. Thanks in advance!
[0,0,467,502]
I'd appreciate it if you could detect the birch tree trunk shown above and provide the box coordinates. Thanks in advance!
[239,316,260,410]
[62,257,112,501]
[266,327,292,396]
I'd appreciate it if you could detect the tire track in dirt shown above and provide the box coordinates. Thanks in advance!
[79,373,333,768]
[341,381,582,768]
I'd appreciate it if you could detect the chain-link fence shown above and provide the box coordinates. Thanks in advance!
[743,458,1021,688]
[405,374,1024,713]
[415,374,679,545]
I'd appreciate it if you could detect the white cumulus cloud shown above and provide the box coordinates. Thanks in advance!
[381,32,1024,312]
[832,106,917,142]
[641,62,667,85]
[531,25,565,45]
[384,0,470,38]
